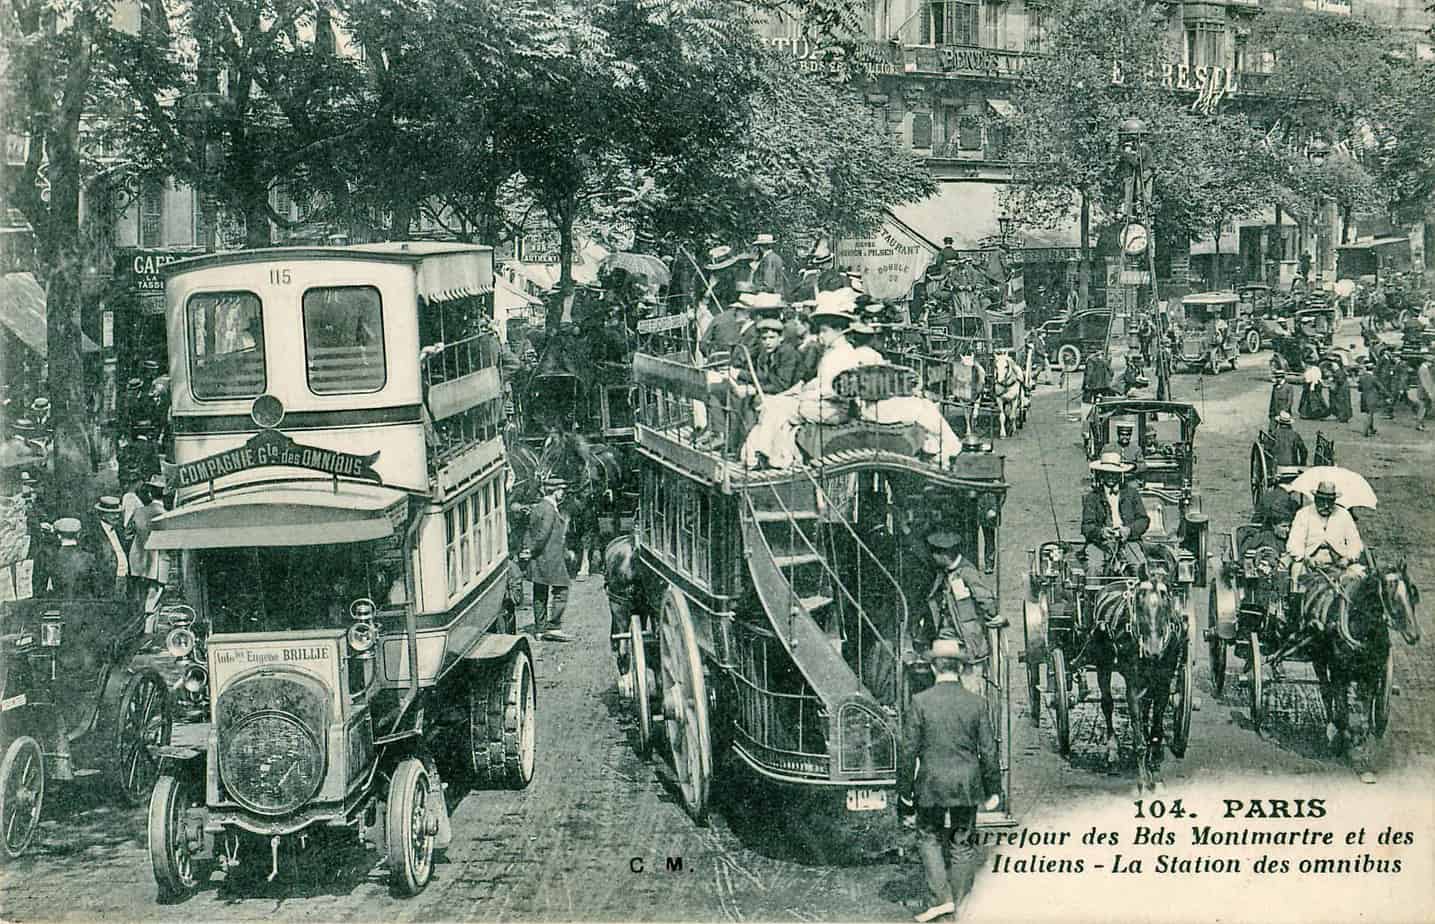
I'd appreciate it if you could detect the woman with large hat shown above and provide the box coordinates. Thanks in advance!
[740,289,868,469]
[1079,447,1149,580]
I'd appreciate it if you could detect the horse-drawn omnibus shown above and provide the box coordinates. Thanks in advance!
[608,332,1015,828]
[144,244,535,899]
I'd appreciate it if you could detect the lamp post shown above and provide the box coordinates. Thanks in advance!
[1305,138,1330,291]
[1116,117,1168,399]
[176,57,229,253]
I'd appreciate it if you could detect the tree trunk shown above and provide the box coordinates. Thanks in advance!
[388,201,413,241]
[1078,191,1091,311]
[548,194,576,335]
[42,156,96,488]
[1212,226,1222,289]
[245,197,271,248]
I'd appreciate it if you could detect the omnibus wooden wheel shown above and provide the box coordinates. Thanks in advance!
[629,612,653,757]
[658,586,711,825]
[0,736,44,861]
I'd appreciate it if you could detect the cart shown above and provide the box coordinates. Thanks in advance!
[1173,292,1240,374]
[1249,429,1335,509]
[0,599,170,859]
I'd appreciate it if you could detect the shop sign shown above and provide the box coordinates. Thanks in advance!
[1111,61,1239,98]
[4,134,28,167]
[1303,0,1350,13]
[763,38,903,80]
[837,221,933,301]
[175,428,382,488]
[636,313,689,334]
[116,249,202,297]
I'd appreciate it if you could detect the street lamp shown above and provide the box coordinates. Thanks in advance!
[1116,116,1167,398]
[1304,138,1331,290]
[177,58,229,252]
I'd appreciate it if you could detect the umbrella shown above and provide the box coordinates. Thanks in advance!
[1289,466,1378,509]
[601,252,671,287]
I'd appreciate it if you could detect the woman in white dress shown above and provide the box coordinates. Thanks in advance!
[741,300,868,469]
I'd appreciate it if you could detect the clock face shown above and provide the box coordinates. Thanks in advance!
[1122,224,1149,256]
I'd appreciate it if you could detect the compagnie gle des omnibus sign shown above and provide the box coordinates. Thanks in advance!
[176,428,381,487]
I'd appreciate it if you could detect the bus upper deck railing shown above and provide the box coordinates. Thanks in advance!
[421,333,499,389]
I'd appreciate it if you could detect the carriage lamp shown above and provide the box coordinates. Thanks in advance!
[1243,549,1258,577]
[165,605,199,658]
[1176,554,1196,584]
[39,610,63,648]
[979,493,1000,524]
[182,663,209,695]
[347,598,377,659]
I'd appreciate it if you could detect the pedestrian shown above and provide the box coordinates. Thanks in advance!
[127,474,170,618]
[44,518,102,599]
[1357,358,1384,437]
[1271,411,1308,466]
[899,637,1002,923]
[93,495,130,600]
[1267,368,1294,429]
[919,532,999,667]
[749,233,786,296]
[522,477,573,642]
[1328,361,1352,423]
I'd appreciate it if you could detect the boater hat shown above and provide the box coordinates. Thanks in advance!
[1089,448,1135,475]
[752,233,777,247]
[929,637,974,662]
[1276,410,1293,425]
[706,246,740,271]
[94,496,122,515]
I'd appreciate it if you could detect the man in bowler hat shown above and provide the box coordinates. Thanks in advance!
[522,478,573,641]
[900,637,1002,922]
[920,532,1000,669]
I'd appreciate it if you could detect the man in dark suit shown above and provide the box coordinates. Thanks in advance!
[899,637,1001,923]
[919,532,1000,666]
[1081,448,1150,579]
[1267,368,1294,429]
[45,518,103,599]
[697,292,754,451]
[521,478,573,641]
[1270,411,1307,466]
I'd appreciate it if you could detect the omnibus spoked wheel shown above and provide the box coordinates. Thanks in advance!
[628,612,653,757]
[658,586,710,825]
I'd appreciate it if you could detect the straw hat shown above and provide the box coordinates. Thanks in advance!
[1089,447,1135,475]
[1276,410,1293,425]
[706,246,739,271]
[929,637,974,662]
[94,496,122,515]
[54,517,81,546]
[752,233,776,247]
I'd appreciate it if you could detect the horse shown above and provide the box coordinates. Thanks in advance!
[1303,554,1422,758]
[1087,552,1187,792]
[990,349,1027,439]
[603,534,645,678]
[537,429,624,576]
[948,355,985,437]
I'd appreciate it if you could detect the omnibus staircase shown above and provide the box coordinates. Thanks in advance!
[738,476,907,757]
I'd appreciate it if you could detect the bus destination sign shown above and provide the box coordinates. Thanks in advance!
[176,428,382,487]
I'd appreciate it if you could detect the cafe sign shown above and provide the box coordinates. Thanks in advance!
[176,428,382,488]
[117,249,202,296]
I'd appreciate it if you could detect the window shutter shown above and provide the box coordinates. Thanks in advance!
[912,112,934,149]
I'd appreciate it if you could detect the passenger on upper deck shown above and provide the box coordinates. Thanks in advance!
[740,291,868,469]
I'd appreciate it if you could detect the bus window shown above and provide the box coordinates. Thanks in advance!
[303,286,386,394]
[188,292,266,400]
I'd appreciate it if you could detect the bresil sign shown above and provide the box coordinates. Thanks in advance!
[175,428,382,488]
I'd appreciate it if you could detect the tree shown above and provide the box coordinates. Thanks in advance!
[2,0,173,485]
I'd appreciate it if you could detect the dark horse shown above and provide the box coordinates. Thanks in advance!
[1089,553,1187,792]
[508,427,623,577]
[1306,554,1422,758]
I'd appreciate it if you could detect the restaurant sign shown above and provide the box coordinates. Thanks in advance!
[175,428,382,488]
[763,38,903,80]
[837,220,934,301]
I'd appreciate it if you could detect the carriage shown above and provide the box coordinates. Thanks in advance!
[143,244,536,899]
[610,344,1015,828]
[1046,310,1112,373]
[1173,292,1240,374]
[1249,428,1335,509]
[1205,474,1416,744]
[878,328,1032,441]
[1082,400,1211,584]
[0,598,171,859]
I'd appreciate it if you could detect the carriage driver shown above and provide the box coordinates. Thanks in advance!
[1286,480,1365,622]
[1081,447,1150,581]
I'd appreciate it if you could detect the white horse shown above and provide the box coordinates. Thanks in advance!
[991,349,1028,438]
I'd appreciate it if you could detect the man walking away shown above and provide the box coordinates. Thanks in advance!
[522,478,573,642]
[900,638,1001,923]
[1357,357,1383,437]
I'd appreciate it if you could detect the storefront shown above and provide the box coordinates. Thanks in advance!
[102,248,201,429]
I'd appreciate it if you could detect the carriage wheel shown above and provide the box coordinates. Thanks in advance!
[1368,647,1394,738]
[114,671,172,806]
[629,612,653,757]
[658,587,711,824]
[1021,598,1046,728]
[1048,648,1071,756]
[1249,443,1268,511]
[1207,583,1228,698]
[1245,330,1262,354]
[1248,633,1266,734]
[1168,604,1198,758]
[1057,345,1081,372]
[0,736,44,861]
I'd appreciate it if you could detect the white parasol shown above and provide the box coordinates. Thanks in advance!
[1289,466,1378,509]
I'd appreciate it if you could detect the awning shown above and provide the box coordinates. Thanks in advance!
[987,98,1018,119]
[147,483,409,550]
[0,272,100,355]
[889,182,1086,252]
